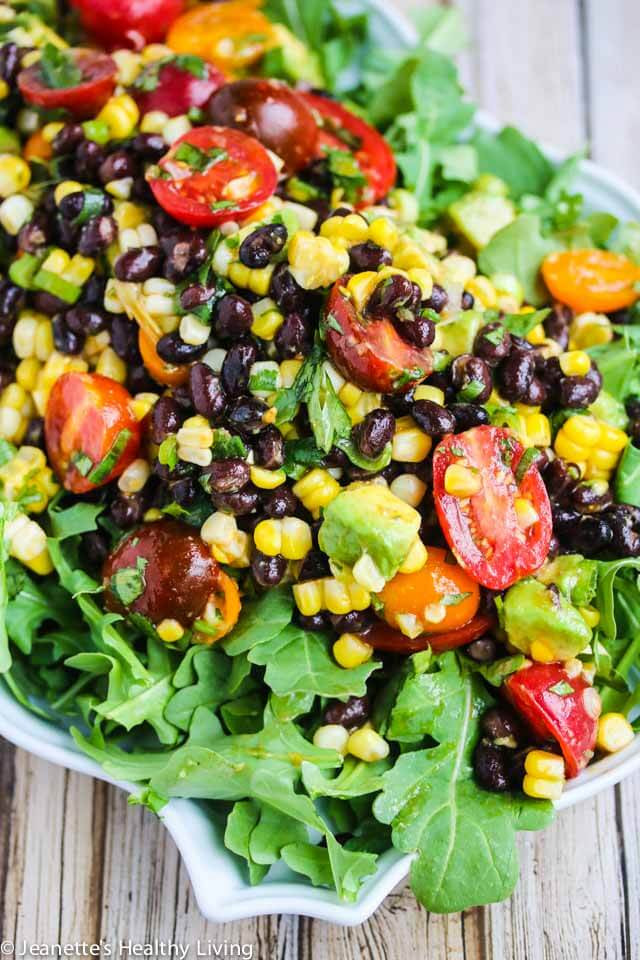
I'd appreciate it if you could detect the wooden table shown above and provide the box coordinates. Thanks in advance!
[3,2,640,957]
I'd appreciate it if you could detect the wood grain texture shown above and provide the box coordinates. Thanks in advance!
[1,2,639,958]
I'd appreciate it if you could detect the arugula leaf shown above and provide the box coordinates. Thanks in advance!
[301,757,388,799]
[164,645,250,731]
[0,498,19,671]
[478,214,558,306]
[588,335,640,403]
[222,587,293,656]
[473,126,554,199]
[614,442,640,507]
[48,500,104,540]
[307,366,352,453]
[224,801,269,884]
[483,306,550,339]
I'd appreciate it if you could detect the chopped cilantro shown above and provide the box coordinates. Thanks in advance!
[88,429,132,485]
[457,380,486,402]
[515,447,540,483]
[134,53,207,92]
[450,445,465,457]
[175,142,228,173]
[210,429,247,459]
[110,556,148,607]
[482,325,507,347]
[71,450,93,477]
[0,439,17,467]
[442,592,472,606]
[324,147,367,203]
[248,369,279,393]
[394,367,424,389]
[158,435,178,471]
[39,43,82,90]
[549,680,574,697]
[210,199,236,212]
[323,311,343,335]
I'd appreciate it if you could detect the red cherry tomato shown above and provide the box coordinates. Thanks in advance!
[299,91,396,205]
[324,277,432,393]
[17,48,117,119]
[432,426,552,590]
[364,613,496,655]
[44,372,141,494]
[131,56,225,119]
[504,662,600,778]
[207,79,318,174]
[148,125,278,228]
[71,0,184,47]
[103,519,219,627]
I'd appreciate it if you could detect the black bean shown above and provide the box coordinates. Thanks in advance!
[270,263,307,313]
[348,241,392,272]
[562,514,614,555]
[0,42,22,84]
[263,486,299,518]
[128,363,157,396]
[181,283,216,311]
[51,123,84,156]
[473,741,510,792]
[172,384,192,408]
[626,396,640,420]
[163,234,208,283]
[298,549,330,581]
[461,290,475,310]
[499,349,536,402]
[58,192,86,220]
[607,506,640,557]
[558,375,599,408]
[204,458,250,494]
[399,312,436,348]
[448,402,490,431]
[522,376,548,407]
[211,486,259,515]
[131,133,166,158]
[65,306,107,336]
[75,140,106,179]
[351,408,395,459]
[215,294,253,338]
[110,494,144,528]
[167,476,196,508]
[275,311,312,359]
[157,331,207,364]
[52,314,84,355]
[227,396,267,436]
[481,706,521,745]
[543,457,577,501]
[150,396,182,444]
[466,636,498,663]
[189,363,227,420]
[114,246,164,283]
[366,275,421,323]
[474,322,511,366]
[32,289,68,316]
[423,283,449,314]
[82,273,106,306]
[324,695,371,730]
[82,529,110,568]
[295,611,329,631]
[78,215,117,255]
[254,425,285,469]
[450,354,492,404]
[251,551,287,587]
[98,151,136,184]
[411,399,456,438]
[18,214,50,253]
[239,223,287,269]
[110,315,138,360]
[221,340,259,396]
[571,481,613,514]
[23,416,44,448]
[544,304,571,349]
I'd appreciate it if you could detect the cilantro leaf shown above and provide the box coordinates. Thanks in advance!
[39,43,82,89]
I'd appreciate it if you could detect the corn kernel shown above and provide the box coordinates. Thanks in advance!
[280,516,312,560]
[554,431,591,464]
[131,392,159,420]
[320,212,369,245]
[530,639,555,663]
[324,578,353,615]
[313,724,350,754]
[293,579,324,617]
[368,216,399,251]
[390,474,426,508]
[398,538,428,574]
[526,323,547,346]
[176,415,213,450]
[413,384,445,404]
[249,465,286,490]
[347,726,389,762]
[599,423,628,453]
[465,276,497,309]
[0,194,33,235]
[157,618,184,643]
[352,553,386,593]
[15,357,40,392]
[522,774,563,801]
[559,350,591,377]
[117,458,150,494]
[201,511,236,547]
[444,463,482,497]
[392,423,432,463]
[97,94,140,139]
[293,468,341,517]
[338,382,363,408]
[525,750,565,780]
[596,713,635,753]
[333,633,374,669]
[525,413,551,448]
[407,267,433,300]
[0,154,30,198]
[163,114,192,144]
[254,518,282,556]
[579,606,600,629]
[515,497,539,529]
[287,230,350,290]
[590,448,620,471]
[96,346,127,382]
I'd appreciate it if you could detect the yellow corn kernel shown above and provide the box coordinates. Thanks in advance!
[0,407,23,443]
[111,49,142,86]
[253,518,282,557]
[323,578,353,615]
[113,201,146,231]
[522,774,564,801]
[596,713,635,753]
[407,267,433,300]
[2,383,26,410]
[34,317,54,362]
[40,247,70,274]
[97,94,140,139]
[251,306,284,340]
[554,431,591,464]
[443,463,482,498]
[526,323,547,346]
[398,537,428,574]
[5,512,53,574]
[559,350,591,377]
[413,384,445,405]
[53,180,83,207]
[338,382,363,408]
[0,154,30,198]
[176,415,213,450]
[390,473,427,508]
[368,216,399,252]
[96,346,126,382]
[117,458,150,494]
[333,633,374,669]
[590,448,620,471]
[441,252,477,285]
[229,261,275,297]
[392,419,432,463]
[320,212,369,245]
[280,517,312,560]
[287,230,350,290]
[579,606,600,629]
[570,313,613,349]
[292,468,341,517]
[131,392,158,420]
[250,465,286,490]
[563,415,601,447]
[292,579,324,617]
[347,726,390,762]
[525,413,551,448]
[345,270,379,313]
[530,639,555,663]
[525,750,565,780]
[392,240,432,272]
[599,423,628,453]
[313,724,350,754]
[279,358,303,388]
[15,357,41,392]
[157,618,184,643]
[514,497,539,529]
[465,276,497,309]
[65,254,95,286]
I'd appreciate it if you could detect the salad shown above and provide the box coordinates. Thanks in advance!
[0,0,639,915]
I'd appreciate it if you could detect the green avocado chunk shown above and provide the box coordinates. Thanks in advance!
[499,578,592,661]
[318,482,420,581]
[537,554,598,607]
[432,307,484,357]
[448,191,516,249]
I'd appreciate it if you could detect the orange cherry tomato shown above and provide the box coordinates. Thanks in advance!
[195,570,242,643]
[541,249,640,313]
[23,130,52,162]
[378,545,481,636]
[45,372,141,494]
[167,0,276,74]
[138,327,189,387]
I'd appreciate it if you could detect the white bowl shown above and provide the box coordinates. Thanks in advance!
[2,0,640,926]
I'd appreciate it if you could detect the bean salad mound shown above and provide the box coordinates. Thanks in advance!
[0,0,639,915]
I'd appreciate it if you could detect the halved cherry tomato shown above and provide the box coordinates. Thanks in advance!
[167,0,276,74]
[148,125,277,228]
[433,426,552,591]
[17,48,117,119]
[103,519,220,627]
[504,662,600,778]
[23,130,52,163]
[45,372,141,494]
[542,249,640,314]
[298,92,396,205]
[131,56,225,119]
[364,613,496,655]
[378,545,480,636]
[195,570,241,643]
[138,327,189,387]
[324,277,432,393]
[71,0,183,47]
[207,78,318,174]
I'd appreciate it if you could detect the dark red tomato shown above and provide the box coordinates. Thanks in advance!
[17,48,116,119]
[103,519,218,627]
[148,125,278,227]
[432,426,552,591]
[364,613,495,655]
[504,662,600,778]
[207,79,318,174]
[299,91,396,205]
[324,277,432,393]
[71,0,183,47]
[45,372,141,494]
[132,57,225,118]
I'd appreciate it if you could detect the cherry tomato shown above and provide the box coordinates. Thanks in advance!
[542,249,640,313]
[167,0,276,74]
[364,613,496,655]
[432,426,552,591]
[195,570,241,643]
[103,519,220,628]
[71,0,183,46]
[378,545,481,636]
[324,277,432,393]
[138,327,189,387]
[131,56,225,119]
[207,79,318,174]
[298,92,396,205]
[17,48,117,119]
[504,662,600,778]
[45,372,141,494]
[23,130,52,163]
[148,125,277,228]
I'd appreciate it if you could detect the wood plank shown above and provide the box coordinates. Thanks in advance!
[616,770,640,958]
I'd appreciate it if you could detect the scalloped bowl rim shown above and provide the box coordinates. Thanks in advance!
[1,0,640,926]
